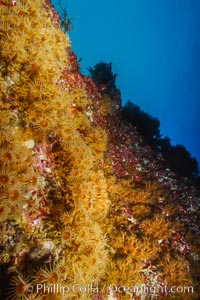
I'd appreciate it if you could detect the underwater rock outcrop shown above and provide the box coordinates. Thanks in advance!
[0,1,199,299]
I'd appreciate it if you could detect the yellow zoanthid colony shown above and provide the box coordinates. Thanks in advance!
[0,1,109,299]
[0,1,200,300]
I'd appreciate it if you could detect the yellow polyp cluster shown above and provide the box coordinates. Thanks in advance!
[0,110,39,221]
[0,0,110,298]
[83,127,108,160]
[1,0,200,299]
[49,131,110,289]
[98,164,200,299]
[0,0,69,125]
[70,88,92,109]
[0,0,68,75]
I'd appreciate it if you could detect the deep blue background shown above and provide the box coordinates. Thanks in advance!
[55,0,200,166]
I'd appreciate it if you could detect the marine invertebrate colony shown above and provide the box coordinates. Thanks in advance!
[0,1,199,300]
[0,1,109,299]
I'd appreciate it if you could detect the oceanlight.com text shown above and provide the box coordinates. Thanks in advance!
[108,283,194,296]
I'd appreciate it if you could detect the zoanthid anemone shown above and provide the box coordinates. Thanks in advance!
[6,273,33,300]
[8,188,21,202]
[67,234,105,283]
[49,96,69,112]
[76,222,100,242]
[0,169,11,187]
[31,118,54,133]
[0,140,32,171]
[7,184,25,204]
[60,227,73,246]
[0,146,13,167]
[59,211,72,225]
[33,262,66,287]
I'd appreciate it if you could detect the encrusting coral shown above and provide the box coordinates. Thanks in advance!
[0,0,200,300]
